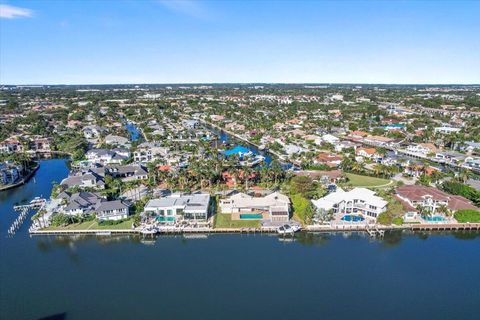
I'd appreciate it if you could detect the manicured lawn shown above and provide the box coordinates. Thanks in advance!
[344,173,392,188]
[454,210,480,223]
[44,219,134,231]
[290,193,313,225]
[214,213,260,228]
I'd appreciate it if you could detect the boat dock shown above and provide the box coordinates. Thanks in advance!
[8,199,46,236]
[27,223,480,236]
[410,223,480,231]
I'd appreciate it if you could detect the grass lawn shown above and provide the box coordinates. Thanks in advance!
[44,219,134,231]
[214,213,260,229]
[344,173,392,188]
[290,193,312,225]
[454,210,480,223]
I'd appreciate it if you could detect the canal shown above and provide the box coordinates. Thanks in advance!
[1,160,480,320]
[125,122,142,142]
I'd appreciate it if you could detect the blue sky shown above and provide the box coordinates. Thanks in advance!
[0,0,479,84]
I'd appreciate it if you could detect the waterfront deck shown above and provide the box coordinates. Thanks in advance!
[410,223,480,231]
[29,222,480,236]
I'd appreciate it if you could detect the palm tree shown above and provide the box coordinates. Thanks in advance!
[351,161,365,174]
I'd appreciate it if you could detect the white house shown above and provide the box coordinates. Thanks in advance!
[133,142,168,163]
[406,143,437,156]
[434,126,461,134]
[86,149,129,165]
[144,193,211,223]
[312,188,387,221]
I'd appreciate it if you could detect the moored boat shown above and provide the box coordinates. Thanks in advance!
[277,224,301,235]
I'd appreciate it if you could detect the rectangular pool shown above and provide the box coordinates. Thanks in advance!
[239,214,263,219]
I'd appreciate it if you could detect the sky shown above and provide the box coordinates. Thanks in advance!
[0,0,479,85]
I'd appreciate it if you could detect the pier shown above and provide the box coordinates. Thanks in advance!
[27,222,480,236]
[410,223,480,232]
[8,200,46,236]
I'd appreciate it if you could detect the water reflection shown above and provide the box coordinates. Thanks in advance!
[32,230,480,255]
[37,312,67,320]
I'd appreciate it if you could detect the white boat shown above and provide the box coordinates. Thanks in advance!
[96,231,112,236]
[141,227,158,235]
[277,224,301,235]
[30,197,46,208]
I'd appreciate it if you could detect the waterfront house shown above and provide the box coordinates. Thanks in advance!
[311,187,387,221]
[395,185,478,214]
[143,193,211,223]
[0,162,21,185]
[219,191,290,223]
[59,191,105,216]
[96,200,131,221]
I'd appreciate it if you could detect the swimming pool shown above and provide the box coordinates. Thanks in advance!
[156,216,176,222]
[240,214,263,219]
[341,215,365,222]
[422,216,445,222]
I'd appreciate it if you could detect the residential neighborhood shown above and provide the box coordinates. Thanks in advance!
[1,83,479,234]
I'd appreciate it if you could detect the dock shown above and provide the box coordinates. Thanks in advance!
[27,223,480,236]
[410,223,480,231]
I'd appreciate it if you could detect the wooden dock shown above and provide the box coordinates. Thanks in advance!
[410,223,480,231]
[28,223,480,236]
[29,227,278,236]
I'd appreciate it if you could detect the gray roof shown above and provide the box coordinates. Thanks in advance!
[60,170,105,188]
[96,200,130,212]
[107,164,148,176]
[87,149,115,157]
[64,192,104,211]
[145,193,210,212]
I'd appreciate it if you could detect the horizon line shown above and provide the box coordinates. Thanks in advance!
[2,82,480,87]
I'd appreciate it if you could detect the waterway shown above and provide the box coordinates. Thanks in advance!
[204,124,295,169]
[125,122,141,142]
[1,160,480,320]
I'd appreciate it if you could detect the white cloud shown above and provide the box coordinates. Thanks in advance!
[0,4,33,19]
[158,0,209,19]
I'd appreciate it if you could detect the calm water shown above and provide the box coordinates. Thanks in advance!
[125,122,141,142]
[1,160,480,320]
